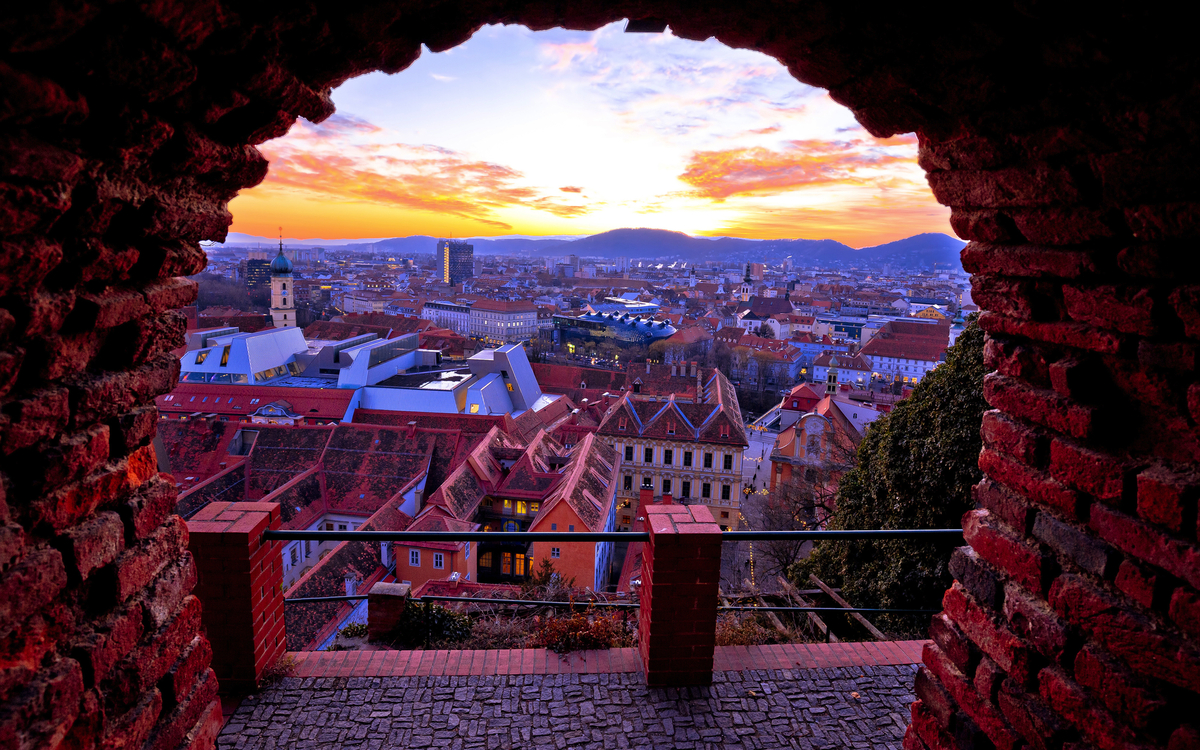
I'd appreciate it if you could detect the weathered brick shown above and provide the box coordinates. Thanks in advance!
[1089,502,1200,590]
[142,277,198,312]
[118,474,178,544]
[998,677,1071,750]
[1136,465,1198,535]
[1073,644,1167,729]
[1168,586,1200,639]
[1032,511,1117,578]
[1169,285,1200,339]
[1048,438,1130,504]
[909,700,957,750]
[922,641,1023,750]
[0,547,67,638]
[984,373,1107,441]
[930,612,980,675]
[979,449,1086,520]
[1049,574,1200,691]
[99,688,162,750]
[950,546,1003,612]
[981,410,1046,467]
[60,510,125,581]
[1038,666,1155,750]
[0,657,84,749]
[1062,285,1158,336]
[914,666,956,727]
[1,387,69,455]
[1169,725,1200,750]
[964,508,1057,595]
[943,583,1038,686]
[101,514,188,604]
[1113,559,1168,610]
[73,286,149,330]
[973,480,1035,536]
[143,553,198,629]
[979,314,1125,356]
[983,335,1049,384]
[1002,581,1071,663]
[72,603,144,686]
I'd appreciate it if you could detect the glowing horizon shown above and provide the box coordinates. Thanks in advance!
[229,23,953,249]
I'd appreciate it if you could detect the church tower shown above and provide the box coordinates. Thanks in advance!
[739,264,753,302]
[270,229,295,328]
[826,362,839,395]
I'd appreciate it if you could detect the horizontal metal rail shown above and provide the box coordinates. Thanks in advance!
[263,528,963,543]
[280,594,936,614]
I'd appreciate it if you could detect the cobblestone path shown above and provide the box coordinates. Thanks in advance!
[218,664,917,749]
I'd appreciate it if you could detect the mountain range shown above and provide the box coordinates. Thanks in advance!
[218,228,967,272]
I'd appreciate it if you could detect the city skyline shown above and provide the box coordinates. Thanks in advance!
[229,22,953,248]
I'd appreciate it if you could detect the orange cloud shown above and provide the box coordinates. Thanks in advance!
[699,195,952,246]
[246,118,591,231]
[679,139,911,201]
[559,186,584,193]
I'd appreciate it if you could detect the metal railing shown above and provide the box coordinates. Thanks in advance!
[273,527,964,616]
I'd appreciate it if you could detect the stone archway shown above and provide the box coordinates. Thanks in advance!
[1,3,1197,748]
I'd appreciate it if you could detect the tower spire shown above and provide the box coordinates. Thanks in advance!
[278,226,283,255]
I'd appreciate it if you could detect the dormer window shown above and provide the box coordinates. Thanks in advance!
[618,417,627,431]
[667,421,676,435]
[719,425,730,438]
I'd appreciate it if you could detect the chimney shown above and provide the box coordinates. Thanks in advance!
[406,420,417,439]
[639,487,654,507]
[661,493,673,505]
[671,363,678,377]
[691,360,698,378]
[646,359,651,374]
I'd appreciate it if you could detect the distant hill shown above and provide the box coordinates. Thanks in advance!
[218,228,966,272]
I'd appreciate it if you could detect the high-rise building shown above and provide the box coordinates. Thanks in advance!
[244,259,271,294]
[749,262,765,280]
[437,239,474,284]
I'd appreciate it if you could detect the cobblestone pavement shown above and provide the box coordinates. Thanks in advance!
[218,664,917,749]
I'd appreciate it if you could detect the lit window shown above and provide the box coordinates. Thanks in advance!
[551,548,560,559]
[517,501,527,515]
[515,554,526,576]
[409,549,420,566]
[479,551,493,568]
[433,553,444,569]
[470,403,480,413]
[530,502,539,513]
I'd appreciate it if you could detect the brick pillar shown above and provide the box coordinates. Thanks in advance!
[187,502,285,692]
[367,581,410,642]
[638,504,722,687]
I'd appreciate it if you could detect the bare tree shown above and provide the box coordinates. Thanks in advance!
[744,426,859,580]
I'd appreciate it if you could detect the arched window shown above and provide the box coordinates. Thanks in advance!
[282,282,287,291]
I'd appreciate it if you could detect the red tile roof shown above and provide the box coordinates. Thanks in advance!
[156,384,356,422]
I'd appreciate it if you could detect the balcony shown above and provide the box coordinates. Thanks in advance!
[194,502,952,748]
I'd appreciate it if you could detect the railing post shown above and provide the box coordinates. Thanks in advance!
[367,582,410,642]
[639,504,723,687]
[186,501,285,692]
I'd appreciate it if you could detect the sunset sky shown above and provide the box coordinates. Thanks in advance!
[228,22,952,248]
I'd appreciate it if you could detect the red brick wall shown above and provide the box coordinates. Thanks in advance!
[0,3,1195,747]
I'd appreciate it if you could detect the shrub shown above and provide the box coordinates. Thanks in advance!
[387,602,472,648]
[714,614,789,647]
[339,622,368,639]
[530,608,635,653]
[791,316,987,633]
[460,615,534,650]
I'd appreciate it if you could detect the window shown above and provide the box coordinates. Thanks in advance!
[503,498,512,512]
[517,501,527,515]
[704,453,713,469]
[433,553,444,569]
[625,446,634,461]
[720,425,730,438]
[502,553,512,575]
[662,479,672,495]
[465,542,470,559]
[409,549,420,566]
[721,484,731,500]
[642,476,652,489]
[723,454,733,471]
[624,475,633,491]
[663,449,673,465]
[569,524,575,532]
[644,447,653,463]
[681,481,691,498]
[551,523,557,530]
[721,511,729,519]
[515,554,526,576]
[632,383,641,394]
[194,349,209,364]
[479,551,493,568]
[667,421,675,435]
[289,546,298,566]
[551,547,560,559]
[683,451,693,467]
[702,482,711,498]
[618,417,627,431]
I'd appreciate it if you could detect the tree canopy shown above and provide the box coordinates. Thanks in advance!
[790,316,986,632]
